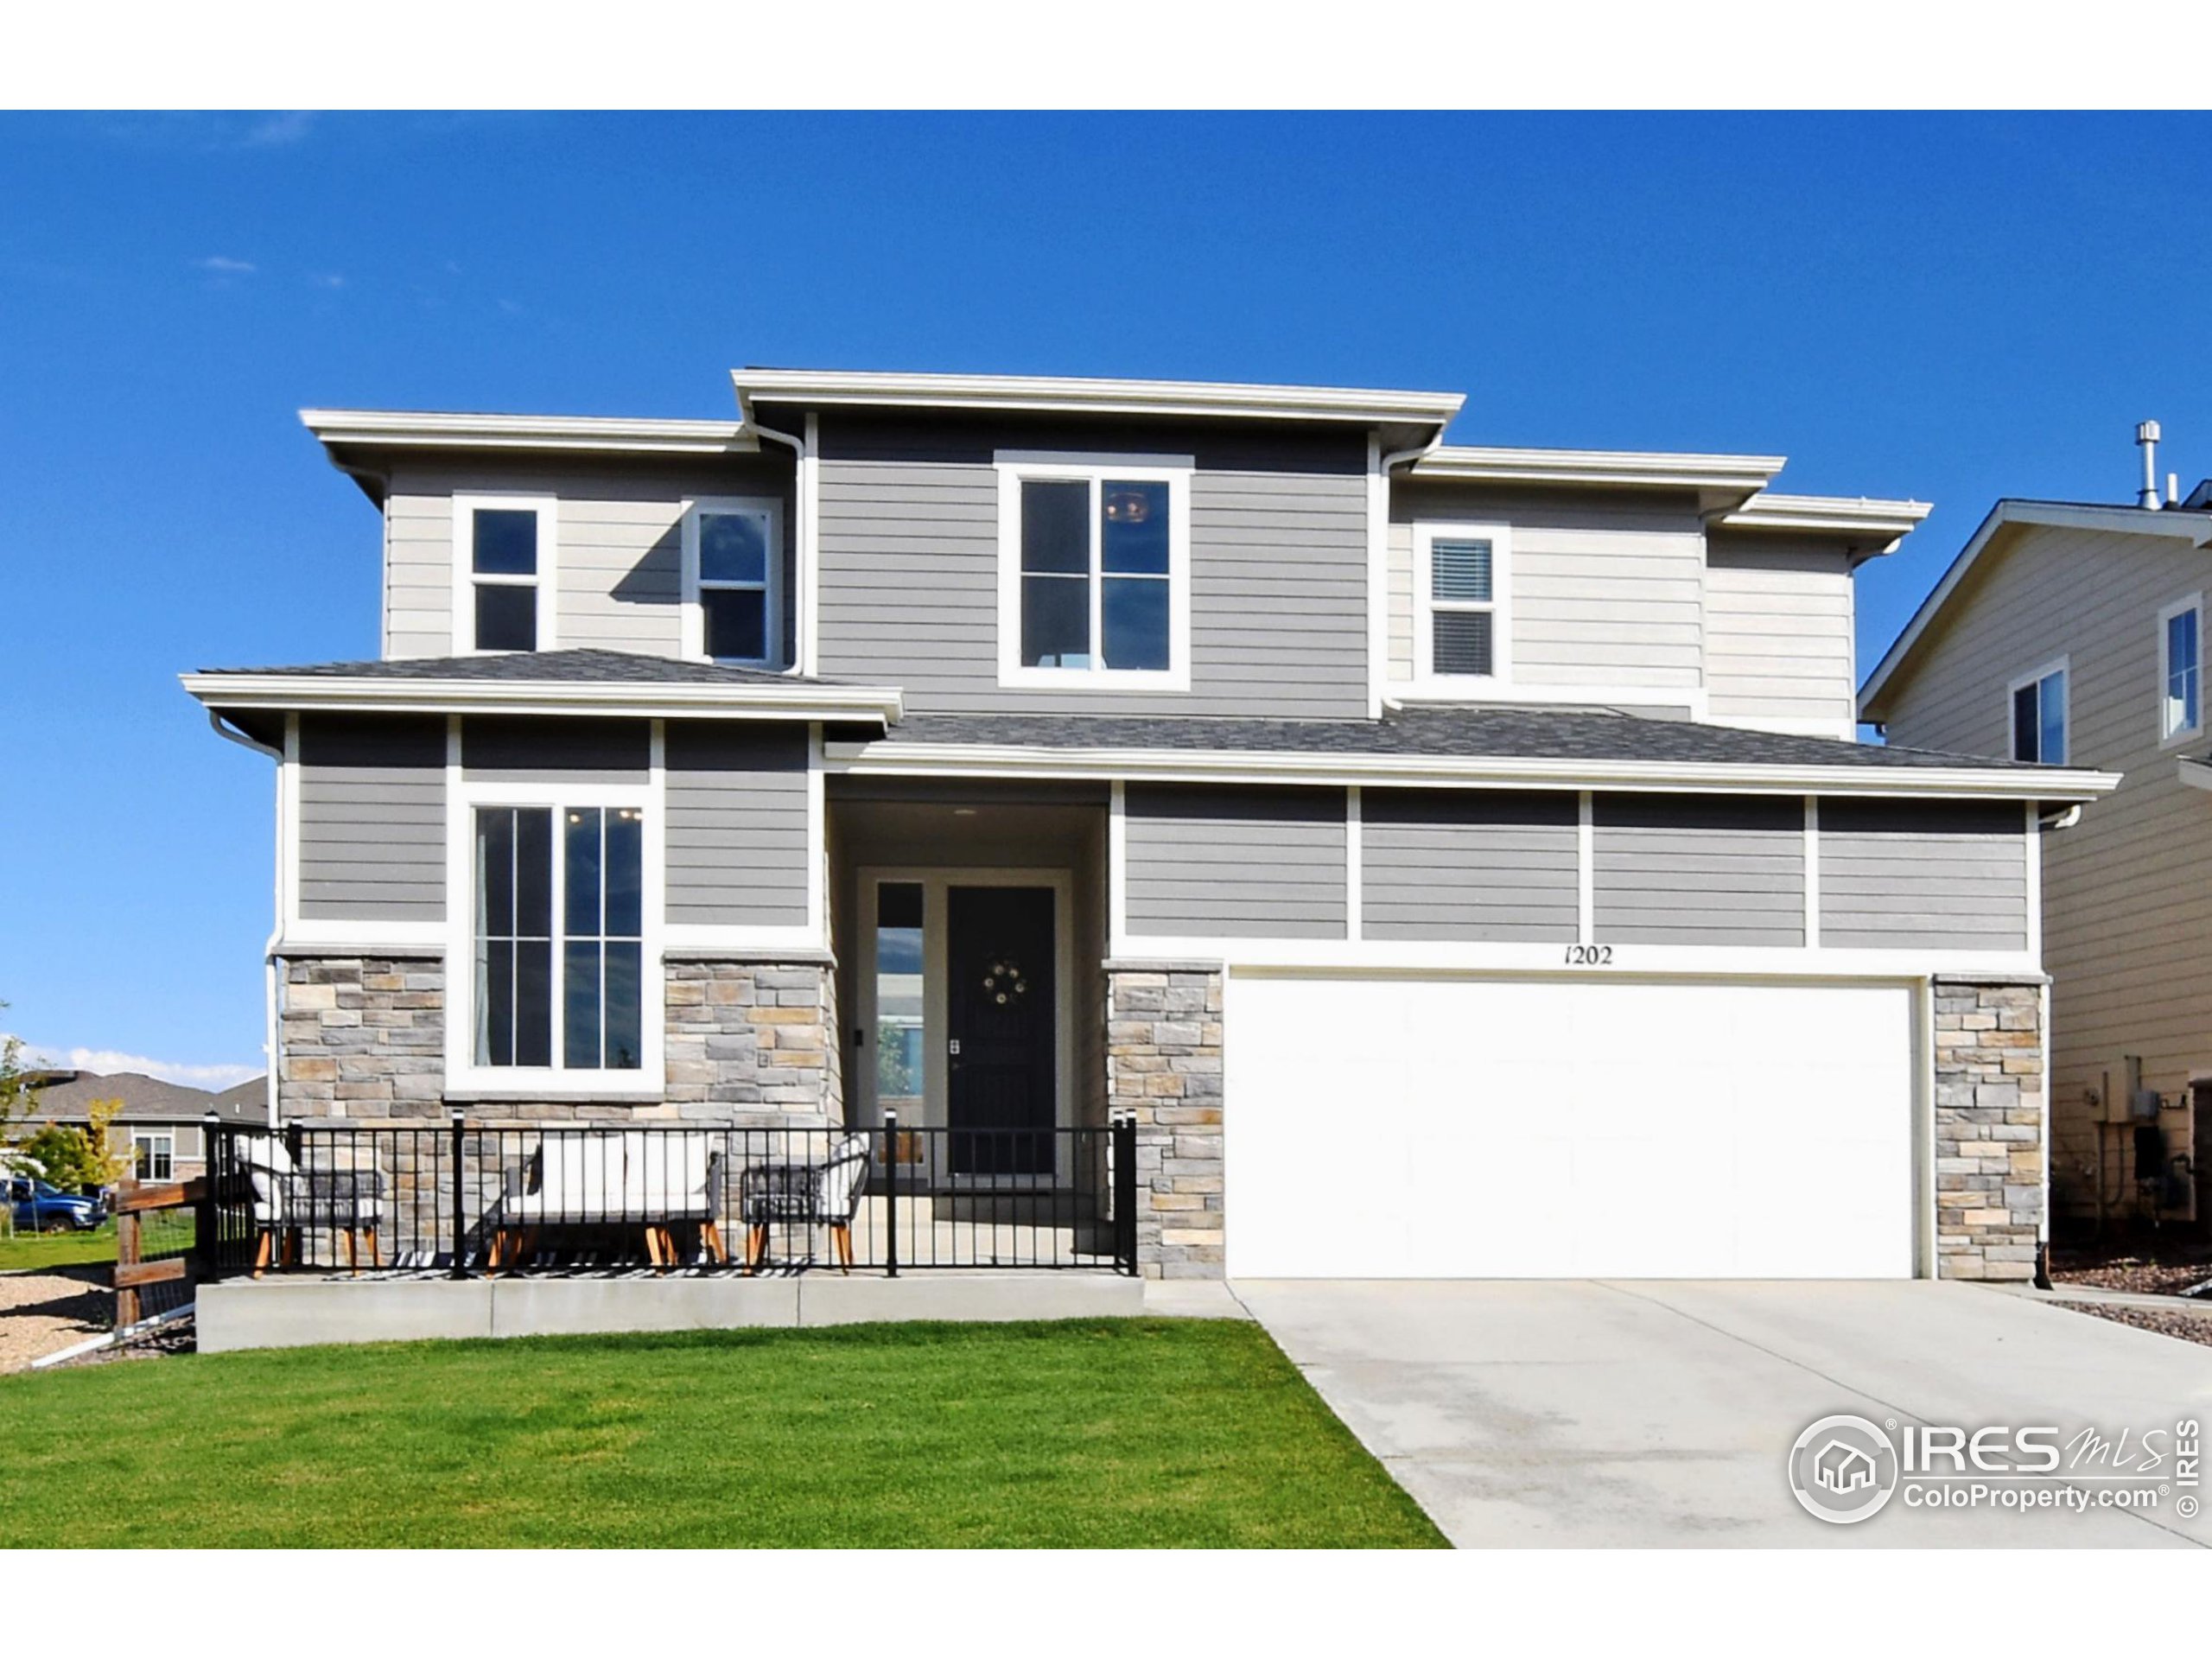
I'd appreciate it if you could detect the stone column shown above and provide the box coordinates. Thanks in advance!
[1106,963,1224,1279]
[1932,976,2046,1281]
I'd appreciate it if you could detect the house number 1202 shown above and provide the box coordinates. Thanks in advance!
[1563,944,1613,966]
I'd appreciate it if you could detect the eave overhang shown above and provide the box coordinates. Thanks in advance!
[1407,445,1787,515]
[183,671,903,728]
[1715,493,1930,564]
[823,736,2116,804]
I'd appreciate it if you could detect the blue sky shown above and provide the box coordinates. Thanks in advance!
[8,110,2212,1085]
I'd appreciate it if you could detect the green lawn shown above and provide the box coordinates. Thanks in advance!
[0,1319,1444,1548]
[0,1212,194,1272]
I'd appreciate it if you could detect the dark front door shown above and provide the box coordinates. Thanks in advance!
[947,885,1056,1176]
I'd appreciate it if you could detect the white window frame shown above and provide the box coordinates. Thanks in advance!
[451,494,559,655]
[2158,592,2203,748]
[444,760,666,1100]
[2006,657,2070,766]
[1413,521,1513,689]
[995,451,1193,692]
[132,1131,175,1182]
[681,495,786,669]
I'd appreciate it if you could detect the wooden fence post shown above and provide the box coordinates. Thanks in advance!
[115,1180,142,1328]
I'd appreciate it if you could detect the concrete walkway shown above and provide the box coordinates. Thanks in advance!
[1236,1280,2212,1548]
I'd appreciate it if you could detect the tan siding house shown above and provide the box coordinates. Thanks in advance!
[1863,501,2212,1225]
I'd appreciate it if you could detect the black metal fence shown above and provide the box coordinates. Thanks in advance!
[200,1114,1137,1280]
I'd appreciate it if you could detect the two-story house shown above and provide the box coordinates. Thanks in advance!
[1862,465,2212,1232]
[183,369,2113,1287]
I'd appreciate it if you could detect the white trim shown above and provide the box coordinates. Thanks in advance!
[443,768,666,1099]
[1113,935,2040,979]
[130,1131,176,1182]
[799,412,820,677]
[1344,785,1363,943]
[1108,781,1128,947]
[2157,590,2204,748]
[272,709,449,953]
[1411,520,1513,691]
[2005,655,2071,766]
[1411,444,1783,507]
[1365,435,1388,721]
[1576,791,1594,944]
[2024,798,2043,964]
[679,493,785,669]
[303,409,757,456]
[994,453,1193,692]
[1915,979,1936,1279]
[1387,683,1713,719]
[280,714,301,940]
[1717,492,1929,553]
[806,723,826,940]
[1861,499,2212,719]
[823,736,2118,803]
[185,672,902,726]
[1803,796,1821,950]
[730,368,1464,430]
[449,493,558,656]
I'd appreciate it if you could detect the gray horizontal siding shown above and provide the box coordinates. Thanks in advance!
[461,716,650,783]
[1124,785,1346,938]
[664,722,810,928]
[1593,794,1806,947]
[815,417,1370,717]
[296,716,446,921]
[1362,790,1579,942]
[1819,799,2027,950]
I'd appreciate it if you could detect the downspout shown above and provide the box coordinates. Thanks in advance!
[1372,433,1447,716]
[747,417,811,677]
[207,711,284,1129]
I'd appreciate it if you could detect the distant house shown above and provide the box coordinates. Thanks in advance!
[19,1071,267,1182]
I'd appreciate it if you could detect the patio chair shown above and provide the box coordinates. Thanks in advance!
[491,1132,722,1271]
[734,1132,871,1274]
[237,1134,387,1277]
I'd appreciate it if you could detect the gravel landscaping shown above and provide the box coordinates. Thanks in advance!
[2055,1300,2212,1349]
[2049,1237,2212,1298]
[0,1266,110,1370]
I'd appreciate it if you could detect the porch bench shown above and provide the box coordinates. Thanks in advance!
[490,1131,723,1271]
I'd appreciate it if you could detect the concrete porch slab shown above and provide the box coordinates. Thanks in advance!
[797,1272,1143,1325]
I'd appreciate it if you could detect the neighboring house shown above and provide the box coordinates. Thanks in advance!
[179,370,2114,1285]
[18,1070,268,1182]
[1862,468,2212,1230]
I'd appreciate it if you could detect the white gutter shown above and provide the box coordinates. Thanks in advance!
[823,737,2119,803]
[729,368,1464,429]
[301,409,757,456]
[1411,444,1784,497]
[207,712,283,1129]
[181,672,904,727]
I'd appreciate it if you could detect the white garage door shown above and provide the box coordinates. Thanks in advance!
[1226,976,1918,1279]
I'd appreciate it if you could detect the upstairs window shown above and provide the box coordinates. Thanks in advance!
[996,454,1191,689]
[1414,523,1512,684]
[2160,595,2202,745]
[2009,660,2068,764]
[683,498,784,667]
[455,497,555,653]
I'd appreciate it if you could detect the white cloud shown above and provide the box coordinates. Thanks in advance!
[194,255,257,276]
[16,1040,260,1092]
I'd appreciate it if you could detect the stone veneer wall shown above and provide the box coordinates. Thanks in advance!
[278,955,839,1126]
[1106,965,1224,1279]
[1933,976,2047,1281]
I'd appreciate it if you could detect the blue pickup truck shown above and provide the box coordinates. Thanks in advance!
[7,1177,105,1233]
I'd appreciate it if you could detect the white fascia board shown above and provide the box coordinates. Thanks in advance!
[2178,756,2212,793]
[1717,493,1930,562]
[1860,499,2212,720]
[1408,445,1784,505]
[729,369,1464,429]
[300,409,758,457]
[182,672,902,726]
[823,738,2118,803]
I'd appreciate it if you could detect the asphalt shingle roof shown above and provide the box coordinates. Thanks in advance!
[195,648,853,688]
[882,706,2051,772]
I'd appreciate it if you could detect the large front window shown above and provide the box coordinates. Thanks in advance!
[474,804,644,1071]
[997,455,1190,688]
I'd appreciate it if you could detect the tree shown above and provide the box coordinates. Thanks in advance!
[0,1010,38,1237]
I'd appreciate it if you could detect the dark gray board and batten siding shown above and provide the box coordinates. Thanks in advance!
[1592,794,1807,948]
[1122,785,1348,939]
[296,716,446,921]
[810,416,1371,718]
[1817,798,2029,951]
[664,723,810,928]
[1362,790,1580,942]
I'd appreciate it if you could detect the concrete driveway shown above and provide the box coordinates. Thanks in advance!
[1236,1280,2212,1548]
